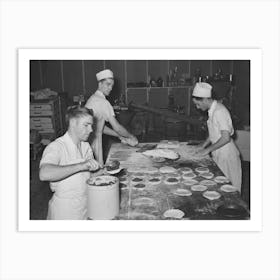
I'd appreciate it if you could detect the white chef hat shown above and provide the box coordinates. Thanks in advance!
[192,82,212,98]
[96,69,114,81]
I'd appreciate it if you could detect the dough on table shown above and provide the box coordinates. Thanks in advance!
[131,177,144,184]
[200,180,217,187]
[132,197,156,207]
[165,172,181,179]
[163,209,185,219]
[148,177,162,185]
[159,166,177,174]
[180,167,193,174]
[164,177,180,185]
[156,141,180,149]
[220,184,238,192]
[133,183,146,189]
[214,176,230,183]
[142,149,179,160]
[200,172,214,179]
[182,179,198,186]
[195,166,210,173]
[191,184,208,192]
[202,190,221,200]
[172,188,192,196]
[182,172,196,180]
[151,157,166,163]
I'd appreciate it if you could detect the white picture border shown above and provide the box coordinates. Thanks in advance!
[19,48,261,232]
[2,1,279,279]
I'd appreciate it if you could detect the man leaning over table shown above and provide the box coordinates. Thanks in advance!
[85,69,138,167]
[191,82,242,192]
[39,106,100,220]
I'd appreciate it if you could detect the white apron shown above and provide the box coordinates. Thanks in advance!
[85,90,115,165]
[40,132,93,220]
[207,102,242,192]
[47,158,90,220]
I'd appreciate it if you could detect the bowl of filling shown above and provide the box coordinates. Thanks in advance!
[105,160,122,174]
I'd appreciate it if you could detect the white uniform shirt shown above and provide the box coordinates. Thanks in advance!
[85,90,115,121]
[207,100,234,143]
[207,100,242,191]
[40,132,94,219]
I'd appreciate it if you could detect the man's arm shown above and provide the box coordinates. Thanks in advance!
[103,125,119,137]
[201,137,211,149]
[107,115,134,138]
[197,130,230,156]
[91,118,105,166]
[39,159,100,182]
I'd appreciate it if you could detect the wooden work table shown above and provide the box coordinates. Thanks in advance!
[106,142,250,220]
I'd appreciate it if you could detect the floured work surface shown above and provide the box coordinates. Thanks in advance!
[106,143,250,220]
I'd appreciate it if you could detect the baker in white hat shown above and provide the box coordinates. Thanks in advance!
[192,82,242,192]
[85,69,138,166]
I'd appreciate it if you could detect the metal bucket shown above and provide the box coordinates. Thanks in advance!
[87,175,119,220]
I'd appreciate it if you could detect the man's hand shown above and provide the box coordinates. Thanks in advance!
[195,148,210,157]
[80,159,100,172]
[120,135,138,147]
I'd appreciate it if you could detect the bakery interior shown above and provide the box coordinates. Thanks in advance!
[29,60,250,220]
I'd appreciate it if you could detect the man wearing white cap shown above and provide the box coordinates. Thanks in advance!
[192,82,242,192]
[85,69,138,166]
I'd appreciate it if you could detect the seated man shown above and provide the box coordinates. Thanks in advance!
[39,106,100,220]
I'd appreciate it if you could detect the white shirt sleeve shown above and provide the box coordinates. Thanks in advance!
[39,141,62,167]
[103,100,115,121]
[213,108,234,135]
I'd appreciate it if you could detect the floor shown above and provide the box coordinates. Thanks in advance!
[30,134,250,220]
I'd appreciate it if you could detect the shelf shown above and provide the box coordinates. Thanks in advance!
[126,86,193,90]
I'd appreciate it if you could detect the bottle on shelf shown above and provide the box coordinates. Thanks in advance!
[168,93,175,109]
[157,77,163,87]
[193,68,201,85]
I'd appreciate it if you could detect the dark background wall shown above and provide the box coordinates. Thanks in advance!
[30,60,250,125]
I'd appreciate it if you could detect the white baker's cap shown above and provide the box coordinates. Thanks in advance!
[192,82,212,98]
[96,69,114,81]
